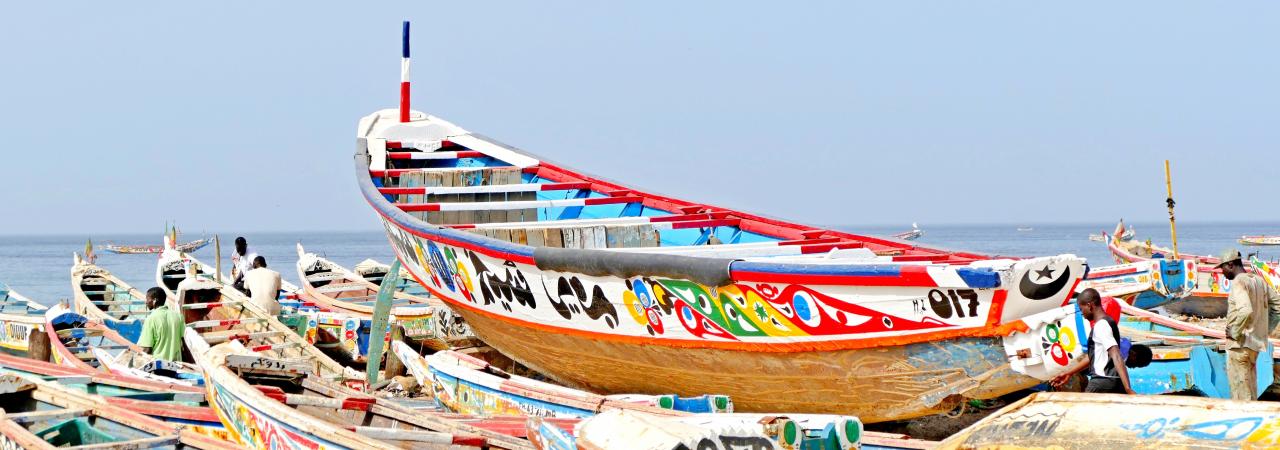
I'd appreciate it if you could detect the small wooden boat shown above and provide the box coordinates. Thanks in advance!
[1240,235,1280,246]
[1104,231,1233,317]
[534,409,864,450]
[891,223,923,241]
[0,351,227,439]
[938,392,1280,449]
[394,342,729,418]
[0,280,50,360]
[1077,260,1196,310]
[0,372,235,449]
[70,253,149,342]
[45,311,204,388]
[354,75,1086,420]
[169,273,360,381]
[184,330,535,449]
[399,341,935,449]
[296,243,471,353]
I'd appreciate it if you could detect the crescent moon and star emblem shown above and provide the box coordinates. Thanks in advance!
[1019,264,1072,300]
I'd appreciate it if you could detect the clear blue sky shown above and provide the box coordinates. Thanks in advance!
[2,2,1278,235]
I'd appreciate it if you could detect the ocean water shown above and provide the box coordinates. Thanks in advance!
[2,221,1278,306]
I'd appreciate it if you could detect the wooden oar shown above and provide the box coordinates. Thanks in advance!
[365,260,400,386]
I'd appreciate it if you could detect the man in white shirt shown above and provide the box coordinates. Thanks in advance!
[243,256,282,316]
[231,237,257,293]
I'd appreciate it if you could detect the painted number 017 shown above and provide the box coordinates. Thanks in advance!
[928,289,979,319]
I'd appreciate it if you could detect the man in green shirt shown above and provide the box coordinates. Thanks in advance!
[137,287,185,362]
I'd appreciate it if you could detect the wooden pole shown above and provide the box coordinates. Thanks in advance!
[214,235,222,284]
[1165,160,1179,259]
[366,260,400,387]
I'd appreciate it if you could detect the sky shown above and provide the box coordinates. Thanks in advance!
[2,2,1279,235]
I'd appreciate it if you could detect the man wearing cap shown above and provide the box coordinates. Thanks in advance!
[1217,249,1280,400]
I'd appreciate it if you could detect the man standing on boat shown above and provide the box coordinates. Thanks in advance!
[244,256,282,316]
[1051,289,1136,394]
[137,287,184,362]
[1217,249,1280,400]
[231,237,257,293]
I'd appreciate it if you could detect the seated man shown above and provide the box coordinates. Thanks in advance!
[244,256,282,316]
[137,287,184,362]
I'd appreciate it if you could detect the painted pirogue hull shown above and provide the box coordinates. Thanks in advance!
[355,109,1085,422]
[454,307,1036,422]
[938,392,1280,449]
[1106,234,1231,317]
[0,282,49,359]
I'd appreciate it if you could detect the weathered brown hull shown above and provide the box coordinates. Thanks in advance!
[1160,293,1228,318]
[454,308,1037,423]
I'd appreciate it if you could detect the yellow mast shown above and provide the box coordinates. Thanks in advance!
[1165,160,1179,259]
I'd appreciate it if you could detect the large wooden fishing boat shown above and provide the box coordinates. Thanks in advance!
[70,253,149,342]
[0,372,235,449]
[0,280,49,360]
[353,107,1086,422]
[184,329,535,449]
[938,392,1280,449]
[295,243,471,352]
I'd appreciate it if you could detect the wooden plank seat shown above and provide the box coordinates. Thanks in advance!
[394,195,642,212]
[466,223,661,249]
[378,181,591,196]
[386,150,486,160]
[314,284,372,294]
[305,273,348,282]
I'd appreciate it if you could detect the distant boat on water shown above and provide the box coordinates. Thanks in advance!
[1240,235,1280,246]
[891,222,923,241]
[1016,227,1034,232]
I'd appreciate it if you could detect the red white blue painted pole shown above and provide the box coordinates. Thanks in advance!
[399,21,411,123]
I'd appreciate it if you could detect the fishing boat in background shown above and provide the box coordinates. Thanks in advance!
[891,223,924,241]
[353,25,1087,422]
[101,238,210,255]
[0,352,227,439]
[1240,235,1280,246]
[0,280,50,360]
[184,330,535,449]
[155,235,300,301]
[296,243,471,354]
[71,253,148,342]
[1104,230,1231,317]
[0,372,236,449]
[1088,219,1134,243]
[938,392,1280,449]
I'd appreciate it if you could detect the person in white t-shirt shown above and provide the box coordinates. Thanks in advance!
[1051,288,1136,394]
[243,256,282,316]
[230,237,257,293]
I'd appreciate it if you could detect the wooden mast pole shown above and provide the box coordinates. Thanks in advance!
[1165,160,1179,259]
